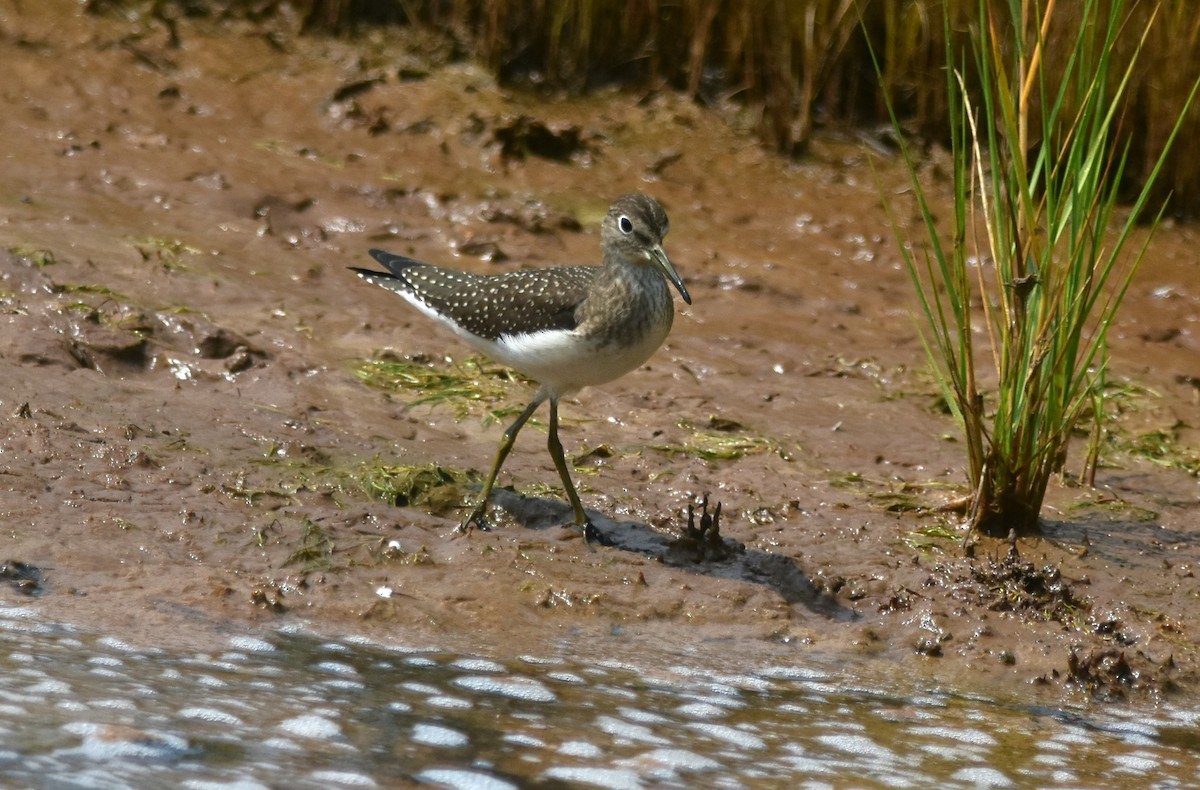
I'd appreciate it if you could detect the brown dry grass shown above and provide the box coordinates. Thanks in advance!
[87,0,1200,213]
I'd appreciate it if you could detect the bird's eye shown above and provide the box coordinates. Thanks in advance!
[618,216,634,234]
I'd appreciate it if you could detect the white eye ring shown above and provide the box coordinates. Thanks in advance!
[618,216,634,234]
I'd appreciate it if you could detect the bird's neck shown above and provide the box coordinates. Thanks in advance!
[575,255,673,343]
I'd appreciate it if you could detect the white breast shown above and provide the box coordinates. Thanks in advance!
[491,321,672,398]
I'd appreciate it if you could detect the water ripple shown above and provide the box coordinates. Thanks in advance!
[0,607,1195,788]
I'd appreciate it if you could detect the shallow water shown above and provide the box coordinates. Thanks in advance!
[2,607,1197,789]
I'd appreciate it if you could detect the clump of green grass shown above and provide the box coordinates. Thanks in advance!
[8,246,56,267]
[355,460,472,515]
[873,0,1198,538]
[353,354,525,423]
[52,283,132,301]
[220,474,291,506]
[1068,380,1199,480]
[902,525,961,552]
[651,416,782,462]
[130,236,200,270]
[1113,424,1200,477]
[285,519,338,571]
[1068,497,1159,524]
[828,472,963,517]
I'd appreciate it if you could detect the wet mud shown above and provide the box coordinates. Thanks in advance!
[1,1,1198,703]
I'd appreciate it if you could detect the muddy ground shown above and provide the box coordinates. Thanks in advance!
[1,1,1197,702]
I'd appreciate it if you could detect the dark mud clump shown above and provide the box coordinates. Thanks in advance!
[1,560,45,596]
[1065,648,1162,701]
[663,495,744,565]
[930,536,1180,698]
[966,539,1088,625]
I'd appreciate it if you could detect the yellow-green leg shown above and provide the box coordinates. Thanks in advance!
[546,397,595,541]
[459,394,544,533]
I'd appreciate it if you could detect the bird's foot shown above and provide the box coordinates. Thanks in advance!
[455,508,492,536]
[578,519,614,547]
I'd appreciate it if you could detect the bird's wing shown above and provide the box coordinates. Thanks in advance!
[403,265,596,341]
[352,249,597,341]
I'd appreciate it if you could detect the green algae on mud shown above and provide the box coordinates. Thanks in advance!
[650,416,786,462]
[7,246,56,268]
[352,354,526,423]
[129,235,201,270]
[355,460,472,515]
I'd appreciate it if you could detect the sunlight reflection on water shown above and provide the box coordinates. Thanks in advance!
[1,605,1196,789]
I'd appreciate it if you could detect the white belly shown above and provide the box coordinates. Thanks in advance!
[486,321,672,397]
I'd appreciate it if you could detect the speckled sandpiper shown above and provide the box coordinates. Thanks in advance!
[352,193,691,540]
